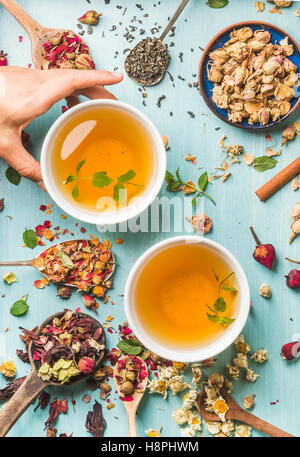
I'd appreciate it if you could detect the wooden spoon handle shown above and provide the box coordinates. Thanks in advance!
[0,0,44,39]
[234,409,294,437]
[0,370,45,437]
[127,409,137,437]
[0,260,34,267]
[160,0,190,42]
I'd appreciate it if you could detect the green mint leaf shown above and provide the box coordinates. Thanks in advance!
[222,284,238,292]
[65,174,76,184]
[118,169,136,182]
[218,316,235,327]
[253,156,278,172]
[212,268,219,283]
[57,250,74,269]
[214,297,227,313]
[206,0,229,8]
[23,229,37,249]
[205,303,217,314]
[201,191,216,206]
[10,299,28,316]
[218,272,235,295]
[113,182,125,202]
[117,338,142,355]
[207,313,219,323]
[76,159,86,175]
[72,183,79,199]
[92,172,113,188]
[198,171,208,191]
[5,167,21,186]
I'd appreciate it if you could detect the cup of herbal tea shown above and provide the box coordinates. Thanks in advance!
[124,236,250,362]
[41,100,166,225]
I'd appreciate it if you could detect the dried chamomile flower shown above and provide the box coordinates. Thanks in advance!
[208,373,224,388]
[213,397,229,422]
[145,428,162,437]
[172,362,189,372]
[235,335,251,354]
[172,408,190,425]
[243,394,256,409]
[187,411,201,433]
[226,364,240,380]
[242,153,255,166]
[180,426,196,437]
[236,424,252,437]
[245,368,259,383]
[224,379,234,393]
[254,2,265,12]
[191,365,202,385]
[168,375,191,397]
[221,421,235,437]
[233,353,248,369]
[206,421,222,436]
[182,390,198,410]
[259,283,272,299]
[0,360,16,378]
[147,379,168,399]
[205,385,219,404]
[251,349,268,363]
[294,8,300,17]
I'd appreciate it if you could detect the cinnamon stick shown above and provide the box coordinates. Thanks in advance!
[256,156,300,202]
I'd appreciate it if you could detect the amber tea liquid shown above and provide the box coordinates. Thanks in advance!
[51,107,154,211]
[134,244,238,349]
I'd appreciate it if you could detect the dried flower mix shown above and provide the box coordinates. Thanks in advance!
[41,31,95,70]
[208,27,298,126]
[251,349,268,363]
[235,424,252,437]
[115,355,147,401]
[33,238,114,297]
[21,310,104,385]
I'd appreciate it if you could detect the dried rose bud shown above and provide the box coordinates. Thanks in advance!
[78,357,95,374]
[281,124,296,146]
[120,381,134,396]
[281,342,300,361]
[82,294,98,311]
[57,285,72,299]
[0,50,7,66]
[285,269,300,289]
[75,53,95,70]
[0,199,4,212]
[250,227,276,270]
[78,10,101,26]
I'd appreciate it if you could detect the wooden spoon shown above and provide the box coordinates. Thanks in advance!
[113,356,148,437]
[0,239,115,288]
[125,0,190,86]
[196,388,294,438]
[0,311,106,437]
[0,0,66,69]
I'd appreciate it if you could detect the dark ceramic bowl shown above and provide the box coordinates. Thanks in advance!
[198,21,300,130]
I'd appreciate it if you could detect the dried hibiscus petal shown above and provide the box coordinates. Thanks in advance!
[0,376,26,401]
[250,227,276,270]
[44,398,68,429]
[34,391,51,412]
[0,50,7,66]
[85,401,106,437]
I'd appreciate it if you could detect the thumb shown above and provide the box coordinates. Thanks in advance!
[4,140,46,191]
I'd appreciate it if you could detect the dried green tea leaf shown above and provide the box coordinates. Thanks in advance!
[5,167,21,186]
[10,299,28,316]
[3,272,17,285]
[117,338,142,355]
[57,250,74,269]
[23,229,37,249]
[253,156,278,172]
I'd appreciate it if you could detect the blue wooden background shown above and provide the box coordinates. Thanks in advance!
[0,0,299,437]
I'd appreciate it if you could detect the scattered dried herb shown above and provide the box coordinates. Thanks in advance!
[10,296,29,317]
[206,272,236,326]
[5,167,21,186]
[78,10,101,26]
[85,401,106,437]
[165,169,216,205]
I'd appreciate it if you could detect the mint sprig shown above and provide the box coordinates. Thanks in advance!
[206,271,237,327]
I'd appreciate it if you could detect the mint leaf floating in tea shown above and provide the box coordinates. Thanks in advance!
[117,338,142,356]
[118,169,136,183]
[5,167,21,186]
[23,229,37,249]
[72,183,79,199]
[206,271,237,327]
[10,296,29,316]
[76,158,87,174]
[92,172,113,188]
[206,0,229,8]
[113,181,125,202]
[166,168,216,205]
[253,156,278,172]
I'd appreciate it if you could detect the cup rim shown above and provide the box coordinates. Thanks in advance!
[41,99,166,225]
[124,236,250,362]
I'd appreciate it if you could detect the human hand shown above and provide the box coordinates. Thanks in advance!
[0,67,123,190]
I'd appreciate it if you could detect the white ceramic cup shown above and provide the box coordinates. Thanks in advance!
[124,236,250,362]
[41,99,166,225]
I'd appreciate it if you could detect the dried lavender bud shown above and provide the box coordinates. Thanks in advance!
[56,285,72,299]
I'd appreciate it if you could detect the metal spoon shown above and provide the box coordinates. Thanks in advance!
[125,0,190,86]
[0,239,115,288]
[0,310,106,437]
[113,356,148,437]
[196,388,293,438]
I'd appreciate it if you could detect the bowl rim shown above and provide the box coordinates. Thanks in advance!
[41,99,166,225]
[198,20,300,131]
[124,235,250,362]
